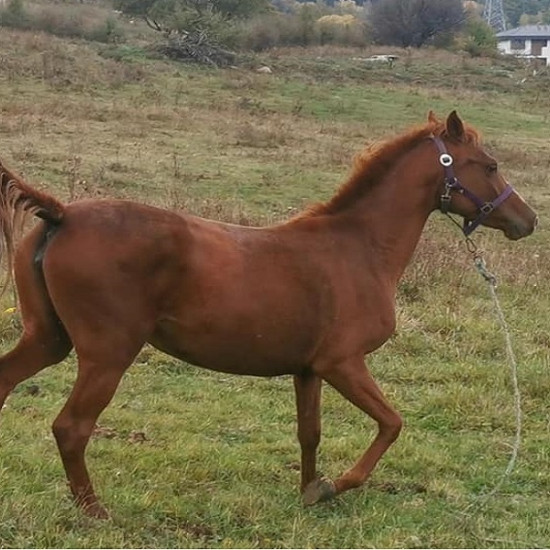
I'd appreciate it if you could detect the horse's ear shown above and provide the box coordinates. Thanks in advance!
[446,110,465,141]
[427,110,439,124]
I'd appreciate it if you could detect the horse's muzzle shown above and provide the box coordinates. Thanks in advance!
[504,214,538,240]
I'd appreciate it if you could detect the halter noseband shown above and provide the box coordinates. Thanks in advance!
[432,136,514,236]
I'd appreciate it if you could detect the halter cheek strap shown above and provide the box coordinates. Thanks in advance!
[431,137,514,236]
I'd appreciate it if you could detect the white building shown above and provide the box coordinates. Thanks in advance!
[496,25,550,66]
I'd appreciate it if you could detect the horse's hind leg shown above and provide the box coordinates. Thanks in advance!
[293,373,322,493]
[305,357,402,505]
[0,235,72,409]
[52,337,145,519]
[0,330,71,408]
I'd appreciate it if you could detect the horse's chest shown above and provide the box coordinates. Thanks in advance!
[327,292,396,355]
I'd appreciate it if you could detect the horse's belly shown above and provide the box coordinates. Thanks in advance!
[148,319,311,377]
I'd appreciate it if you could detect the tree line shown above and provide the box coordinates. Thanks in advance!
[113,0,475,51]
[504,0,550,26]
[3,0,549,66]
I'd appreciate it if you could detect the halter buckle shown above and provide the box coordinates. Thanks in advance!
[440,181,454,214]
[440,193,451,214]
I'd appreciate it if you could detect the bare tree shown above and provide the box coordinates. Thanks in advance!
[369,0,465,47]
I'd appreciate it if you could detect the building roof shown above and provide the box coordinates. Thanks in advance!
[496,25,550,39]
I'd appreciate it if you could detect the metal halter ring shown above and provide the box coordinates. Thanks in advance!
[439,153,453,167]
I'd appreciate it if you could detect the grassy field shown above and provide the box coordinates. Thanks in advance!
[0,24,549,548]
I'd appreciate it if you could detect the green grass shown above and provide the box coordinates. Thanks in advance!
[0,23,550,548]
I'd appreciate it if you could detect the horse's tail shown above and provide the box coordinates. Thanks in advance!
[0,158,65,293]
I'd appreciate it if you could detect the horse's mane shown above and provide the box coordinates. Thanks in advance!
[299,119,481,217]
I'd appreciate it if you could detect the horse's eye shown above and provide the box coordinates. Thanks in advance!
[486,164,498,175]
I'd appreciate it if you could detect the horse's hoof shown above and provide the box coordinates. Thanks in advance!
[302,477,337,506]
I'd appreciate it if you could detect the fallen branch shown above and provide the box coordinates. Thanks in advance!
[157,29,236,67]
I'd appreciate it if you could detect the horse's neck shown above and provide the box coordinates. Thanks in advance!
[334,159,438,285]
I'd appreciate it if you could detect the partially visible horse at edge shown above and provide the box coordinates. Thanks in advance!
[0,111,537,519]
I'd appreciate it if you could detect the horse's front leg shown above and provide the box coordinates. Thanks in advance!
[293,373,322,494]
[303,357,402,505]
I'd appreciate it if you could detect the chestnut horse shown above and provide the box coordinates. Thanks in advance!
[0,112,537,518]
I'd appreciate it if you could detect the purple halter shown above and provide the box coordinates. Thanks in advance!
[432,136,514,236]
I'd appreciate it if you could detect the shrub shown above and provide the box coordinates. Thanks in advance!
[315,14,368,47]
[229,12,314,50]
[462,18,497,57]
[0,0,30,28]
[0,1,125,44]
[230,14,286,51]
[369,0,465,48]
[230,8,370,51]
[87,15,125,44]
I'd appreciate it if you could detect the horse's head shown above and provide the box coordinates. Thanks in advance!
[430,111,537,240]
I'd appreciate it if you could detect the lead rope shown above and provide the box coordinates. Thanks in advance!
[453,223,522,513]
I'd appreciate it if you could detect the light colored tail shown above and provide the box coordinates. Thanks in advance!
[0,158,65,292]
